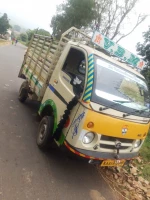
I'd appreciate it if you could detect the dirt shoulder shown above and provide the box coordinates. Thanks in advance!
[99,133,150,200]
[0,39,11,46]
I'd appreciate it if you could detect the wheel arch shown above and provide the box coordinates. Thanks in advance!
[38,99,58,132]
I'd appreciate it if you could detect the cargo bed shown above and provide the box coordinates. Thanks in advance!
[18,27,91,101]
[19,34,65,100]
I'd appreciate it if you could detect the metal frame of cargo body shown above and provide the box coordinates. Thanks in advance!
[18,27,91,101]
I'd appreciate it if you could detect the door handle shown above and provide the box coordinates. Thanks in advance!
[53,79,58,85]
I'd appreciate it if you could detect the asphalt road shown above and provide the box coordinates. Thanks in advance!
[0,43,117,200]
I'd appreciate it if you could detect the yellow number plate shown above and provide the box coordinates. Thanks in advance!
[101,159,125,167]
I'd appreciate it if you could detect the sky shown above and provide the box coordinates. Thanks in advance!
[0,0,150,53]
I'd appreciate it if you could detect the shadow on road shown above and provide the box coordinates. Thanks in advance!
[43,147,115,200]
[16,99,116,200]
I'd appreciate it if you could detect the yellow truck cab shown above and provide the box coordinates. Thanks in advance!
[18,27,150,166]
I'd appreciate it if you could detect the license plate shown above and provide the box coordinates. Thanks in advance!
[101,159,125,167]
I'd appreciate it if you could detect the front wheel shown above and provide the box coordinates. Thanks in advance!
[18,82,28,103]
[37,116,54,150]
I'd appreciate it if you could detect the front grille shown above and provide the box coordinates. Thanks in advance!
[100,135,134,150]
[100,144,129,150]
[101,135,133,143]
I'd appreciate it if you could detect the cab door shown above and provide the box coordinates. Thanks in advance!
[49,44,87,136]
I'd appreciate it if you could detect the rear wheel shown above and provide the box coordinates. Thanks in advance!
[37,116,54,150]
[18,82,28,103]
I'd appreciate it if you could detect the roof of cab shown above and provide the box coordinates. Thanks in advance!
[68,41,145,79]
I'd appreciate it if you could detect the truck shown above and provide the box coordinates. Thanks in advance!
[18,27,150,166]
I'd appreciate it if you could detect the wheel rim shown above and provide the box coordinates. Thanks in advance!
[38,123,47,143]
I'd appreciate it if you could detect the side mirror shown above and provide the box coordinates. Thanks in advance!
[78,60,86,75]
[78,65,86,75]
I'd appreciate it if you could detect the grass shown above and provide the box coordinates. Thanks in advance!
[0,39,10,46]
[141,165,150,181]
[140,132,150,162]
[138,132,150,181]
[123,133,150,182]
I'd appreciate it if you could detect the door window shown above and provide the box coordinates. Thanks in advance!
[62,48,86,96]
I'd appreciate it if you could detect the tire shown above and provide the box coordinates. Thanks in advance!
[18,82,28,103]
[37,116,54,150]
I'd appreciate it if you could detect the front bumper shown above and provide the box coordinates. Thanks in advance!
[64,141,138,160]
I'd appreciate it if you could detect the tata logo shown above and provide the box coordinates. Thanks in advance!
[122,126,128,135]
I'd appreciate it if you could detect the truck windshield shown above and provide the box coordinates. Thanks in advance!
[91,55,150,117]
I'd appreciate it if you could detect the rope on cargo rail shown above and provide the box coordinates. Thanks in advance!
[53,96,79,141]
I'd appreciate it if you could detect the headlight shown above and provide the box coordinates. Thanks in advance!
[134,140,141,148]
[82,132,95,144]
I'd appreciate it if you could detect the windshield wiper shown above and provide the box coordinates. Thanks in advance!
[99,100,133,111]
[123,108,150,118]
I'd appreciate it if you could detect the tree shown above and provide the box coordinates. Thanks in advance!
[37,29,50,36]
[51,0,95,38]
[26,29,35,41]
[13,25,21,32]
[20,33,28,42]
[94,0,147,42]
[51,0,147,41]
[137,27,150,90]
[11,31,16,39]
[26,28,50,42]
[0,13,11,35]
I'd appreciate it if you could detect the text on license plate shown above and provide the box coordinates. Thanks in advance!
[101,159,125,167]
